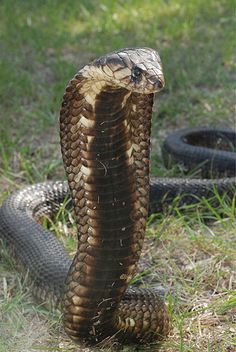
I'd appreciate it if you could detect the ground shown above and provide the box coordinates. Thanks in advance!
[0,1,235,351]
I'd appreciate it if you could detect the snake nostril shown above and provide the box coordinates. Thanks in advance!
[156,79,164,89]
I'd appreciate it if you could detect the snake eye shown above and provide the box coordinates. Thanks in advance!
[131,66,143,82]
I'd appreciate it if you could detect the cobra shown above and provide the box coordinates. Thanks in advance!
[0,48,235,346]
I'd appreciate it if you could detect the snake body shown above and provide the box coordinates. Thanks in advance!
[0,48,235,346]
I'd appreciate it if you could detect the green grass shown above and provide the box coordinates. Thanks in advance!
[1,197,235,352]
[0,0,235,351]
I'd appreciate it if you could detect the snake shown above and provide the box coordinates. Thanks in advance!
[0,47,235,347]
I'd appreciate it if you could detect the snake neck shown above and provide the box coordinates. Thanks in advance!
[60,74,153,343]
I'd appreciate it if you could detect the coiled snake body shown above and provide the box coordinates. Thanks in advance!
[0,48,235,346]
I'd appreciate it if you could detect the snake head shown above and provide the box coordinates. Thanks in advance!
[81,47,164,94]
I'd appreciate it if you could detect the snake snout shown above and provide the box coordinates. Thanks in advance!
[146,75,165,93]
[153,77,164,90]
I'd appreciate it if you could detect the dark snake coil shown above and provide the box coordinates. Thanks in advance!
[0,48,235,347]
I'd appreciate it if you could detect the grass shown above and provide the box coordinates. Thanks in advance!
[0,0,235,351]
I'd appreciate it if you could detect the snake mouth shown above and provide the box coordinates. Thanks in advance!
[152,76,165,90]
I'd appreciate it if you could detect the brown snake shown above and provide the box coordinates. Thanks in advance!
[60,47,169,345]
[0,48,170,346]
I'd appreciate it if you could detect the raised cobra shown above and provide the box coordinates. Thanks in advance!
[0,48,235,347]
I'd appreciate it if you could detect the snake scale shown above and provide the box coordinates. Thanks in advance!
[0,48,235,347]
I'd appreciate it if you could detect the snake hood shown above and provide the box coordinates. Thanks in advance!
[80,47,164,94]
